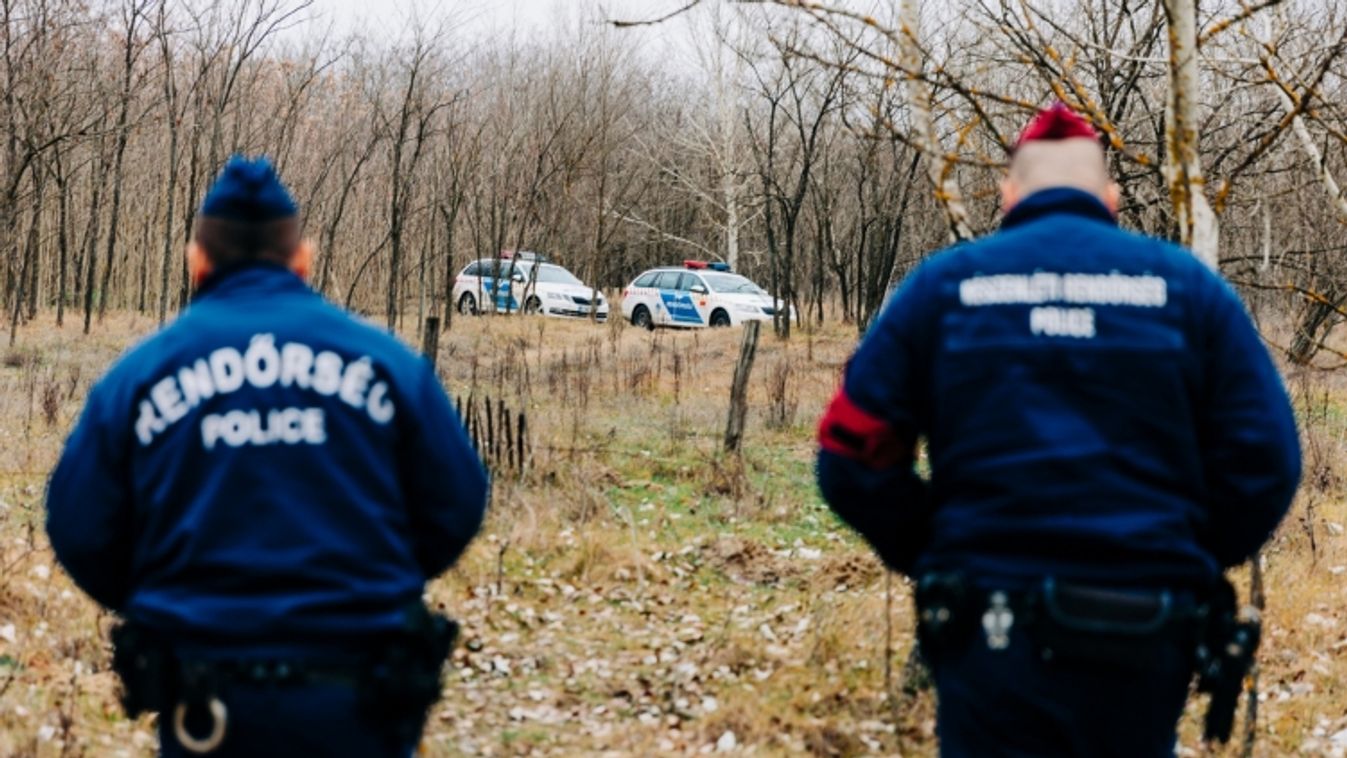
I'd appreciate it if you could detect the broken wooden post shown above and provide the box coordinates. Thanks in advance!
[723,320,761,453]
[421,316,440,369]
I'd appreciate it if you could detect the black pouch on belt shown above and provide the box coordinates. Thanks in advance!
[359,603,460,738]
[110,621,178,718]
[1029,579,1188,671]
[913,573,979,663]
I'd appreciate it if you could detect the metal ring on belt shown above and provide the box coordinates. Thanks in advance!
[173,697,227,754]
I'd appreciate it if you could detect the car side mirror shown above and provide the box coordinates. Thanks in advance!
[690,285,708,295]
[512,272,526,283]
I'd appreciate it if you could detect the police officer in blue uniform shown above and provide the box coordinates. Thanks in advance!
[46,156,489,757]
[816,104,1300,756]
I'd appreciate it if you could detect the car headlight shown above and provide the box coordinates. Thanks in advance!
[546,292,567,301]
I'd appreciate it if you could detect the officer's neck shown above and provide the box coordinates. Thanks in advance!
[193,260,304,299]
[1002,187,1117,230]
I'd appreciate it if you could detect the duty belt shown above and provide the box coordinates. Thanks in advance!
[914,573,1258,744]
[111,605,459,754]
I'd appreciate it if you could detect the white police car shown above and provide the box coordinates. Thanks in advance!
[452,253,609,321]
[620,261,792,329]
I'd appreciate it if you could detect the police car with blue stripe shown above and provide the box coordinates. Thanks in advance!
[620,261,792,329]
[453,252,608,321]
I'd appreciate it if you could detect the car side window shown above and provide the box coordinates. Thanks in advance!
[463,262,481,277]
[677,273,703,292]
[653,272,681,290]
[634,272,658,288]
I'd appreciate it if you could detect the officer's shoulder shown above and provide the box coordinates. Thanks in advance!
[911,234,1010,280]
[1121,234,1234,296]
[82,317,199,408]
[309,299,429,372]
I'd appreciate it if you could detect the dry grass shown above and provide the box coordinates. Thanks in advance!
[0,309,1343,756]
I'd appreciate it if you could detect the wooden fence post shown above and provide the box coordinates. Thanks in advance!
[724,321,761,453]
[1242,552,1266,757]
[422,316,440,369]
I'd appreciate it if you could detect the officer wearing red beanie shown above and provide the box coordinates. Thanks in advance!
[47,156,489,756]
[816,104,1300,756]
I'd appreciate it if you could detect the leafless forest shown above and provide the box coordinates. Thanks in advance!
[0,0,1344,348]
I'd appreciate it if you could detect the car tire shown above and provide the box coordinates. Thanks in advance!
[524,296,543,315]
[710,309,731,328]
[457,293,478,316]
[632,305,654,331]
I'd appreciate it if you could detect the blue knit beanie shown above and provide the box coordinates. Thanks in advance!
[199,155,298,222]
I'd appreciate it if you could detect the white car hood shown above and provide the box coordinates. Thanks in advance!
[539,283,606,301]
[719,292,781,308]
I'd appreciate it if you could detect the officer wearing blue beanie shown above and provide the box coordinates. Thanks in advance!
[47,155,489,757]
[817,105,1300,756]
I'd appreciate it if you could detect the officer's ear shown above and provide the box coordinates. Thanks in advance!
[999,175,1021,215]
[186,242,212,289]
[290,240,314,281]
[1102,182,1122,217]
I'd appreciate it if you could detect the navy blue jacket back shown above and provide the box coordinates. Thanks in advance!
[817,189,1300,587]
[47,264,489,642]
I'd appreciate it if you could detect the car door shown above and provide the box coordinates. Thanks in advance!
[658,272,704,326]
[480,261,520,313]
[681,273,714,323]
[647,271,679,325]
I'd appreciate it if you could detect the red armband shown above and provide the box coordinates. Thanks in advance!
[817,389,913,470]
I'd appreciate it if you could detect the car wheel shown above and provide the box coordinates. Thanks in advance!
[457,293,478,316]
[632,305,654,331]
[710,309,731,328]
[524,296,543,315]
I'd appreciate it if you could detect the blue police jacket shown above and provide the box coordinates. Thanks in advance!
[47,263,489,642]
[817,188,1301,588]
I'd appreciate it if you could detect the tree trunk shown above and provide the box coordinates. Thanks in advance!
[9,170,39,345]
[100,6,142,322]
[24,166,40,321]
[1162,0,1220,267]
[900,0,973,243]
[159,115,180,325]
[82,153,107,335]
[54,155,69,327]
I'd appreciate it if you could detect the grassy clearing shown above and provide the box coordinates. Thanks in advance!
[0,310,1343,756]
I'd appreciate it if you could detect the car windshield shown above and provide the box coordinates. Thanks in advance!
[702,273,765,295]
[532,265,585,286]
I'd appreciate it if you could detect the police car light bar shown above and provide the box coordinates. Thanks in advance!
[683,260,731,272]
[501,250,549,263]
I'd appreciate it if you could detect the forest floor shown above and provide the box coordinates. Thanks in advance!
[0,310,1344,757]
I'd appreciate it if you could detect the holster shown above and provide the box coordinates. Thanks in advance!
[358,604,460,741]
[1194,578,1260,744]
[110,621,177,718]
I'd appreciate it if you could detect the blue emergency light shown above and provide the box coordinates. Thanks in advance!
[683,260,731,272]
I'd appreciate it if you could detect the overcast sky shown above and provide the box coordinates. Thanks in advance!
[306,0,701,41]
[280,0,709,74]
